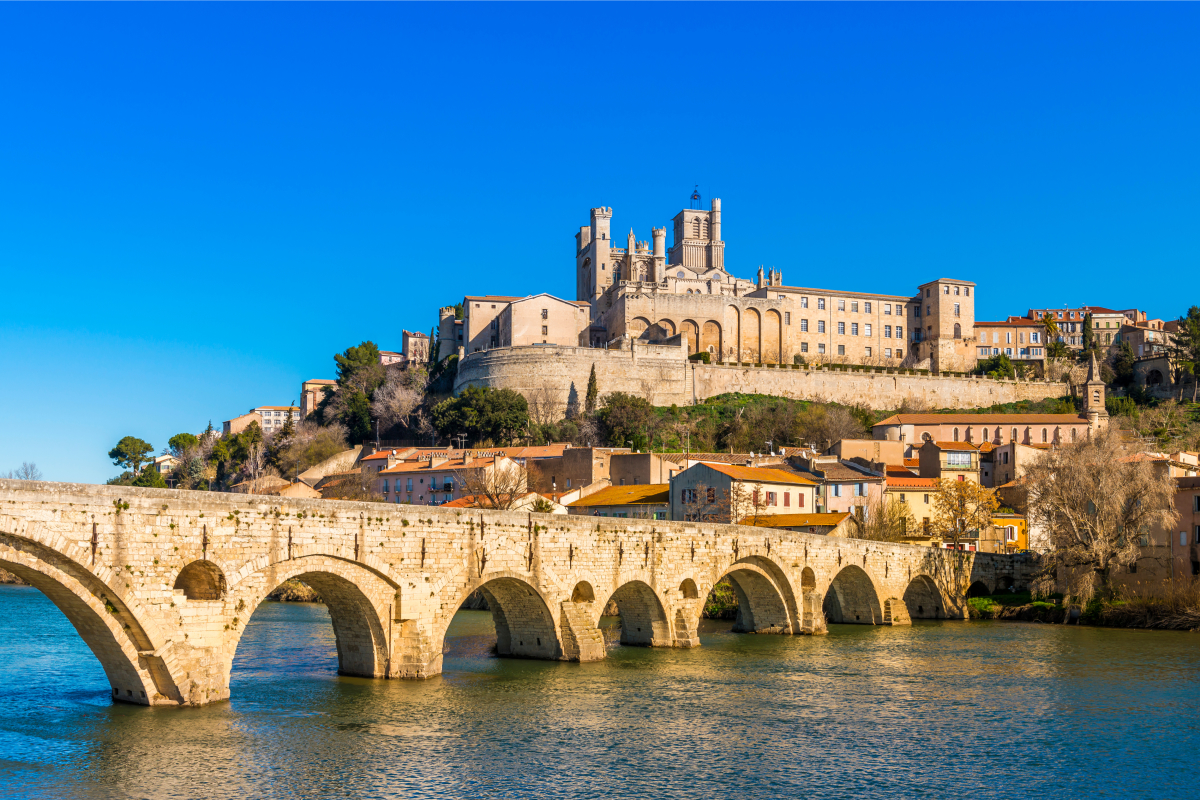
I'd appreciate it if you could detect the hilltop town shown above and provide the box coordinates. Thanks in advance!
[93,193,1200,620]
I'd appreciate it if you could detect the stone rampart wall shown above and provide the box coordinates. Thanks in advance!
[455,345,1065,411]
[693,363,1064,410]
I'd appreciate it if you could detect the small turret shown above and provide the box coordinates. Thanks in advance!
[652,226,666,258]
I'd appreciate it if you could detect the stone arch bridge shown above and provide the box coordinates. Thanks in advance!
[0,481,1031,706]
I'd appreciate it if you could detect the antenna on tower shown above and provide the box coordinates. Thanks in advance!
[689,185,701,209]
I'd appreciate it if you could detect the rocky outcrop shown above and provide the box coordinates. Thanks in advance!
[0,568,26,586]
[266,580,321,603]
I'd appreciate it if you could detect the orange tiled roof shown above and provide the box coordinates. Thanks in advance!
[903,457,920,468]
[700,463,817,486]
[748,513,850,528]
[886,477,939,489]
[379,456,498,475]
[933,441,980,451]
[361,449,412,461]
[566,485,670,507]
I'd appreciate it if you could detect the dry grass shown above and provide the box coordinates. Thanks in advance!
[1101,582,1200,630]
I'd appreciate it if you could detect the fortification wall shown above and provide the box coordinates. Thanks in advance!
[692,363,1064,410]
[455,345,1064,411]
[454,343,692,411]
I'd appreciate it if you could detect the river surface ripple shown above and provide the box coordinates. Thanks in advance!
[0,584,1196,799]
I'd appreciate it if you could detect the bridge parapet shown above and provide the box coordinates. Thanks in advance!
[0,480,1034,706]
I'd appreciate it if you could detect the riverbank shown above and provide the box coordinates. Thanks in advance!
[0,568,26,586]
[969,589,1200,631]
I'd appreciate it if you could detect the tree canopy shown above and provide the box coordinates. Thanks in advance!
[108,436,153,475]
[168,433,198,454]
[432,386,529,446]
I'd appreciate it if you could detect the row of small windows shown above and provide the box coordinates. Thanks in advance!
[791,319,904,339]
[796,342,903,358]
[949,426,1076,444]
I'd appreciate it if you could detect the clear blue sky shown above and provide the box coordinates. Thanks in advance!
[2,3,1197,484]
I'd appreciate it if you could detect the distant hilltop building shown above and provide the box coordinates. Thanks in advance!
[575,192,978,372]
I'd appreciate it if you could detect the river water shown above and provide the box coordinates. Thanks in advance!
[0,584,1196,799]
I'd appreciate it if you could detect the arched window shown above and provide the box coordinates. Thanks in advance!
[1012,427,1018,442]
[1071,428,1078,441]
[1041,428,1048,443]
[692,217,701,237]
[954,322,962,338]
[982,428,989,442]
[953,427,960,441]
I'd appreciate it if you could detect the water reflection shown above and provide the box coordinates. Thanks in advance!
[0,584,1196,799]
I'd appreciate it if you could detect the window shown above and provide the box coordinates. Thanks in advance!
[798,493,805,508]
[953,427,960,441]
[801,297,809,308]
[896,326,903,339]
[854,483,866,497]
[784,492,790,507]
[851,323,858,336]
[838,299,846,311]
[885,348,892,357]
[818,298,826,310]
[915,306,921,317]
[865,324,872,337]
[851,301,858,313]
[801,319,809,332]
[1005,348,1012,356]
[1005,527,1017,543]
[964,287,970,297]
[923,494,930,504]
[943,286,950,295]
[900,494,907,502]
[884,304,892,315]
[382,479,389,493]
[818,320,826,333]
[800,342,809,353]
[885,325,892,338]
[865,302,872,313]
[978,346,990,356]
[832,484,841,497]
[785,312,791,325]
[926,305,931,316]
[766,492,777,506]
[838,345,845,356]
[954,303,961,317]
[779,295,785,300]
[1194,495,1200,513]
[926,288,931,298]
[947,452,972,467]
[1195,525,1200,544]
[865,347,872,357]
[818,343,826,354]
[838,322,845,335]
[541,326,548,335]
[406,478,413,492]
[896,348,903,358]
[541,308,548,319]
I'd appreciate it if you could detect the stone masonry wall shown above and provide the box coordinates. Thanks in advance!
[455,344,1065,411]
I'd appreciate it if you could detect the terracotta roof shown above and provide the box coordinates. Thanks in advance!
[886,477,939,489]
[464,295,522,302]
[874,414,1085,426]
[793,461,885,482]
[748,512,850,529]
[379,456,498,475]
[361,449,412,462]
[903,457,920,468]
[700,463,817,486]
[975,320,1042,327]
[659,452,786,466]
[441,493,542,509]
[885,464,918,478]
[932,441,980,451]
[256,406,298,411]
[567,485,669,507]
[977,442,997,453]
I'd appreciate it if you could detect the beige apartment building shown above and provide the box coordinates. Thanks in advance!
[379,330,430,366]
[447,294,590,354]
[668,462,818,523]
[573,196,977,370]
[874,413,1093,447]
[254,406,299,434]
[974,318,1046,362]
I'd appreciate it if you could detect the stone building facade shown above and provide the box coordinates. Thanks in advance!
[575,196,978,371]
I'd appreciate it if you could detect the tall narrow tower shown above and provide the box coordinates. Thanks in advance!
[1084,352,1109,433]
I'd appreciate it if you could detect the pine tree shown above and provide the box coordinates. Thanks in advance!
[585,363,599,415]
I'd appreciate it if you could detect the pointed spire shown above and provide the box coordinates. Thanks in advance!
[1087,350,1100,382]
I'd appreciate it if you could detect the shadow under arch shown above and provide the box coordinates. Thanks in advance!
[174,559,227,600]
[712,555,799,634]
[438,574,562,662]
[903,574,948,619]
[967,580,991,598]
[600,580,671,646]
[823,564,884,624]
[0,533,182,705]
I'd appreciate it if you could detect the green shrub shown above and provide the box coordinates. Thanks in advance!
[688,351,711,364]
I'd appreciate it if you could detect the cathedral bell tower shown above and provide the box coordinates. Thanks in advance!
[1084,352,1109,434]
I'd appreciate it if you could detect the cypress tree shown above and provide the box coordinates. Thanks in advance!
[585,363,599,414]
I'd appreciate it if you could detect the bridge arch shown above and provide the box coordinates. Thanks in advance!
[967,580,991,597]
[706,555,799,634]
[0,531,182,705]
[823,565,884,624]
[436,571,563,662]
[225,555,395,691]
[599,580,671,646]
[902,574,948,619]
[174,559,227,600]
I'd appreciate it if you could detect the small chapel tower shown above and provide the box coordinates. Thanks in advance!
[1084,352,1109,433]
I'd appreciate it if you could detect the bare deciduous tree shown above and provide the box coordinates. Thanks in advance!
[453,457,529,510]
[1024,430,1178,600]
[371,368,427,431]
[931,477,1000,550]
[4,462,43,481]
[679,482,730,523]
[526,387,565,427]
[849,496,918,542]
